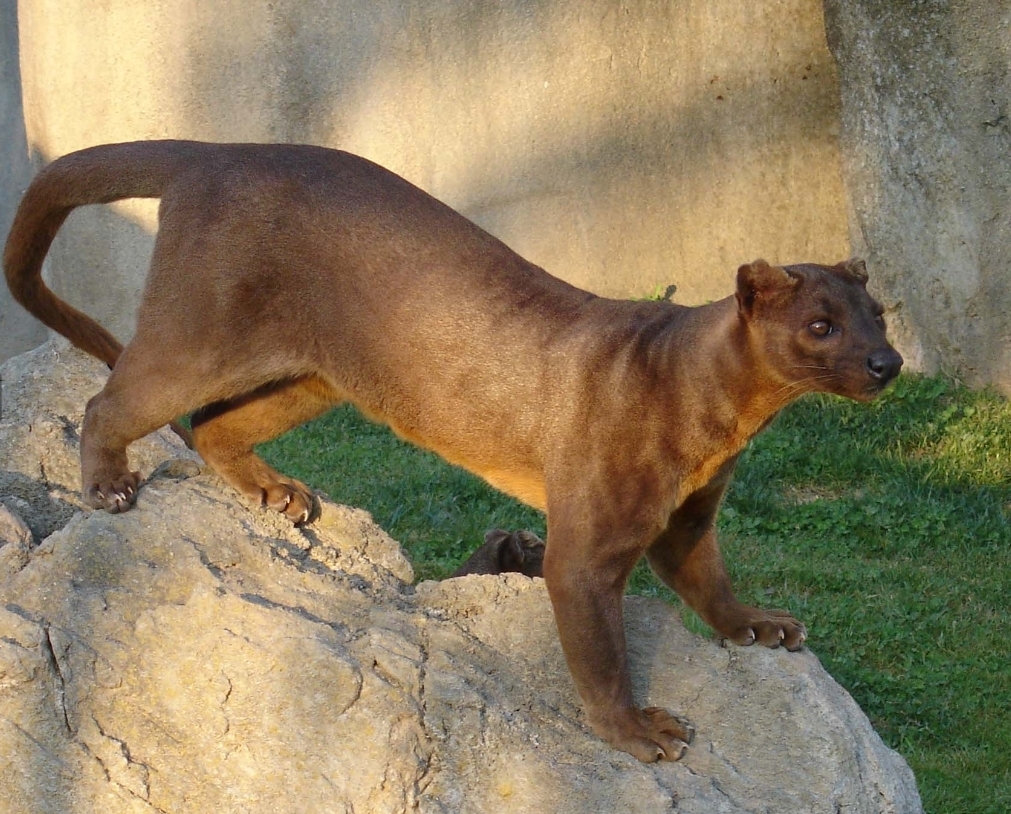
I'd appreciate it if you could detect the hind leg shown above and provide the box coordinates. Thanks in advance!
[81,351,203,513]
[190,375,342,524]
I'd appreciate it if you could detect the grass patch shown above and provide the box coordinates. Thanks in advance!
[259,406,544,581]
[260,374,1011,812]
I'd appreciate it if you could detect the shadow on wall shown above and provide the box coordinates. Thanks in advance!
[13,1,848,338]
[0,0,45,359]
[169,0,848,301]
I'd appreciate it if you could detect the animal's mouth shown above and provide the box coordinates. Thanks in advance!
[832,365,901,402]
[859,368,902,400]
[856,380,893,401]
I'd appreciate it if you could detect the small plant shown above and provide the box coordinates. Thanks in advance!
[642,282,678,301]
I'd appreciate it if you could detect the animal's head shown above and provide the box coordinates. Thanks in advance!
[485,528,545,578]
[735,258,903,402]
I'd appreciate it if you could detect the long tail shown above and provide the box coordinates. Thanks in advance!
[4,141,211,447]
[3,140,208,367]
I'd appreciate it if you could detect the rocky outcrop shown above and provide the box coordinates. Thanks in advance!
[0,341,922,813]
[825,0,1011,393]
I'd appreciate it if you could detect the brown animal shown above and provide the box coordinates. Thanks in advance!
[3,140,902,762]
[451,529,546,578]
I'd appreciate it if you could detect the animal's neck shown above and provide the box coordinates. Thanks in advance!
[668,299,793,445]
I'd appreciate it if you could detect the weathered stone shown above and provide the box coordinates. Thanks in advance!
[0,340,198,542]
[825,0,1011,393]
[0,342,923,813]
[0,500,31,577]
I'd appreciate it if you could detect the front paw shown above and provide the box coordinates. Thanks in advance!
[587,704,695,763]
[716,606,807,651]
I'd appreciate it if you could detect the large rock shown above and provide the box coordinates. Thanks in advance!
[0,341,923,813]
[825,0,1011,393]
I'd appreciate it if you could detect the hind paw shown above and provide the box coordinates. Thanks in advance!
[85,471,142,514]
[261,480,317,525]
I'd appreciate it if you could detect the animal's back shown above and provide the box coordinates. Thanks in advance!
[142,144,600,489]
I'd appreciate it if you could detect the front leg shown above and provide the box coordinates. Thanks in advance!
[543,503,694,762]
[647,466,807,650]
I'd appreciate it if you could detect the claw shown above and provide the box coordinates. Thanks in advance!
[663,739,689,761]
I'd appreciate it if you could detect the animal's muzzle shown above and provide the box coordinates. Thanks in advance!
[866,347,903,385]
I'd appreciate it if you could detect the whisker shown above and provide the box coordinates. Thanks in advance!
[772,373,838,403]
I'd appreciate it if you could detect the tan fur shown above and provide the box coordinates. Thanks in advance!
[3,141,903,762]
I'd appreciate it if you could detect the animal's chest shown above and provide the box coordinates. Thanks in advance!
[673,415,764,507]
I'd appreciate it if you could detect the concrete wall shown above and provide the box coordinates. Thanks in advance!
[5,0,848,349]
[825,0,1011,393]
[6,0,1011,394]
[0,0,44,358]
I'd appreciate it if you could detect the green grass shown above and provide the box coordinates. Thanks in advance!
[259,374,1011,812]
[259,406,545,580]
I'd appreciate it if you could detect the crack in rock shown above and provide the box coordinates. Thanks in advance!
[83,716,153,802]
[238,592,353,640]
[42,625,71,735]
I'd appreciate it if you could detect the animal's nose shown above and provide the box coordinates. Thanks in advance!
[866,348,903,382]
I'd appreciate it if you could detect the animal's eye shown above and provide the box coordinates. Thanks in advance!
[809,320,834,337]
[875,314,886,329]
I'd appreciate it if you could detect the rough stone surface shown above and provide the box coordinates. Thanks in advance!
[0,342,923,813]
[0,340,197,544]
[825,0,1011,393]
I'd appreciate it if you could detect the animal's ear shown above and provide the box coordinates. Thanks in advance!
[484,528,511,550]
[836,257,869,284]
[498,533,528,572]
[736,259,799,315]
